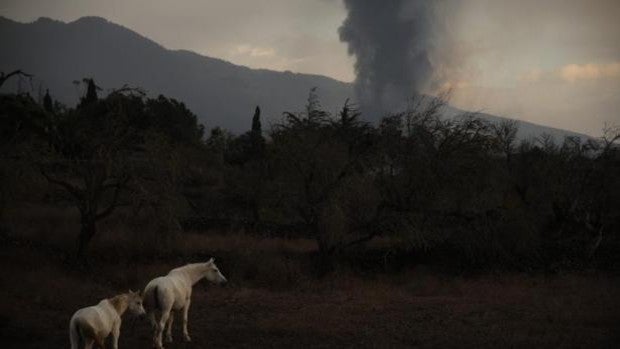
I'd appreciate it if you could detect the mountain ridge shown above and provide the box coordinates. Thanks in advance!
[0,15,590,140]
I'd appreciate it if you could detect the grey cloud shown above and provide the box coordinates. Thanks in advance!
[339,0,438,115]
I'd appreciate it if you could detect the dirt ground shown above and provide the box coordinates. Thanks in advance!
[1,235,619,348]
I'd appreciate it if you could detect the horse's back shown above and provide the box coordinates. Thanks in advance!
[144,276,166,291]
[70,304,111,343]
[144,274,189,312]
[70,312,98,336]
[71,305,103,324]
[144,276,179,311]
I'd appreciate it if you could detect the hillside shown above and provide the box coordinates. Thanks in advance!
[0,16,589,140]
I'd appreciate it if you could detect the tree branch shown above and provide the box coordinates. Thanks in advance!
[40,167,83,202]
[333,231,378,252]
[0,70,33,88]
[95,184,123,220]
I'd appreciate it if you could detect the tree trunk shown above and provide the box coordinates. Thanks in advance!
[315,233,335,275]
[77,217,96,260]
[251,201,261,227]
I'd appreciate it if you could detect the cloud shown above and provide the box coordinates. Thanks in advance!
[560,63,620,82]
[231,44,276,58]
[445,0,620,88]
[518,69,544,83]
[452,65,620,137]
[518,62,620,84]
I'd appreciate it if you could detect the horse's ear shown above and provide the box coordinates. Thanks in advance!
[208,257,215,264]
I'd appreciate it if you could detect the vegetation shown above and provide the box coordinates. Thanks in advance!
[1,77,619,271]
[2,74,619,348]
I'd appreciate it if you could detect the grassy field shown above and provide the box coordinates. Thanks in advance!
[1,223,619,349]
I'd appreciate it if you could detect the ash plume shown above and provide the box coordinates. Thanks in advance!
[339,0,437,117]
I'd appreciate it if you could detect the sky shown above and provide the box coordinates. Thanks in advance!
[1,0,619,136]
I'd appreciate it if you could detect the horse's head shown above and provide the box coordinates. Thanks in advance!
[127,290,146,316]
[204,258,228,284]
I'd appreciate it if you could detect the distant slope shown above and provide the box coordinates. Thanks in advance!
[441,106,590,142]
[0,16,590,140]
[0,16,352,133]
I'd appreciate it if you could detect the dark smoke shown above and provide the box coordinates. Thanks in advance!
[339,0,436,117]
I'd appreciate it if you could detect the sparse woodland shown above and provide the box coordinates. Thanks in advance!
[1,78,618,272]
[2,76,620,348]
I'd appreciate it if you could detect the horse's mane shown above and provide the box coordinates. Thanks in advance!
[170,263,207,274]
[108,294,128,314]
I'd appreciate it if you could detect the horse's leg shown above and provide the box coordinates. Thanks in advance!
[112,321,120,349]
[165,312,174,343]
[157,307,172,349]
[150,310,164,348]
[83,337,94,349]
[69,321,80,349]
[149,311,157,347]
[182,297,192,342]
[93,335,105,349]
[149,311,158,338]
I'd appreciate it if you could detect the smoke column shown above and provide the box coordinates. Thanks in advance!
[339,0,436,116]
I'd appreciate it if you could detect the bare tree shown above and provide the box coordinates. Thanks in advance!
[492,119,519,165]
[272,91,377,258]
[39,90,140,258]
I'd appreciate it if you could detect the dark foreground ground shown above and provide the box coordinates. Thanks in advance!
[1,233,619,348]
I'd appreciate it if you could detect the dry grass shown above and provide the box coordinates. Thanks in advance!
[1,227,619,348]
[2,207,619,347]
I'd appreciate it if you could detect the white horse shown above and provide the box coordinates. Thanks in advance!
[143,258,227,349]
[69,290,146,349]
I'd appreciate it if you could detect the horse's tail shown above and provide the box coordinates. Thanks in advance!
[153,285,161,310]
[69,317,80,349]
[144,283,161,312]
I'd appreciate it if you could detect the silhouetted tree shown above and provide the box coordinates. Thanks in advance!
[41,91,139,258]
[272,91,378,262]
[250,106,265,157]
[337,99,361,129]
[0,93,47,236]
[43,89,53,113]
[145,95,204,144]
[79,78,99,107]
[37,85,206,259]
[252,106,262,133]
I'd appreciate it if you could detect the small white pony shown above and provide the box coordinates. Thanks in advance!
[69,290,146,349]
[143,258,227,349]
